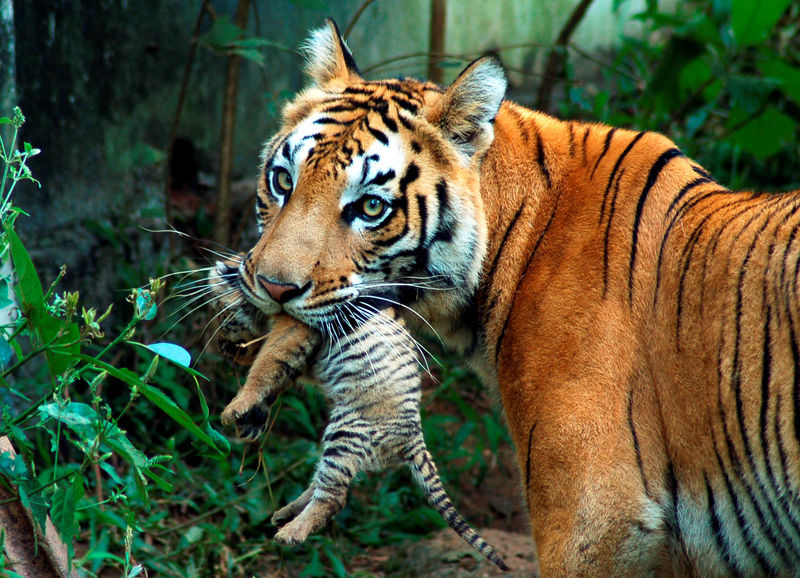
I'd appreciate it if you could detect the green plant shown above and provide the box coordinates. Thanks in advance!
[0,107,228,576]
[562,0,800,190]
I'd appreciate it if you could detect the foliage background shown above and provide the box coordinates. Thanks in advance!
[2,0,800,576]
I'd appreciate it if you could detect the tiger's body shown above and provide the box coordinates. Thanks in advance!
[210,20,800,576]
[209,260,508,570]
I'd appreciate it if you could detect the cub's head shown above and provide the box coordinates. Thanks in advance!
[236,20,506,331]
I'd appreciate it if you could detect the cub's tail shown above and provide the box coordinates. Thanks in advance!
[410,448,509,572]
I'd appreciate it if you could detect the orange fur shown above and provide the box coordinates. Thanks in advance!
[216,20,800,576]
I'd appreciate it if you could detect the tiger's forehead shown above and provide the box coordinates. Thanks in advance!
[266,93,414,201]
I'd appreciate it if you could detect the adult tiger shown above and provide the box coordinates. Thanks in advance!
[226,19,800,576]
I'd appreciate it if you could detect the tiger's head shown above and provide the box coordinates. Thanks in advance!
[235,20,506,332]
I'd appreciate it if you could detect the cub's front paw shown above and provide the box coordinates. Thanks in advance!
[217,336,261,365]
[221,391,277,441]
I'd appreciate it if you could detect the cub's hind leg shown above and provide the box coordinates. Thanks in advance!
[273,420,372,545]
[222,313,320,440]
[271,486,315,527]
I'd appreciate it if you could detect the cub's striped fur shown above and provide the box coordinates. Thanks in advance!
[207,19,800,576]
[209,259,508,570]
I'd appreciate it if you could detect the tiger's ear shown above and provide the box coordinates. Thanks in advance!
[302,19,361,86]
[427,57,507,162]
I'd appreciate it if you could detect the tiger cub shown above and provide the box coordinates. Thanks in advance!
[209,259,509,571]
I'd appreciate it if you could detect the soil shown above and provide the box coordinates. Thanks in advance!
[356,528,540,577]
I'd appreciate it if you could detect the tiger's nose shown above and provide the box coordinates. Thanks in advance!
[257,276,305,304]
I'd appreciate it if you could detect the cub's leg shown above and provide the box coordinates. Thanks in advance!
[221,313,320,440]
[271,486,315,526]
[273,421,371,545]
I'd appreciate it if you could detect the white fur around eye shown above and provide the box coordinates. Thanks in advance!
[341,137,405,209]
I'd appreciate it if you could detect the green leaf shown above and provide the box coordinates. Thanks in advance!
[0,337,14,369]
[322,545,348,578]
[50,476,81,558]
[199,16,244,54]
[137,382,227,457]
[74,354,142,388]
[5,225,44,320]
[127,342,208,380]
[5,224,79,375]
[732,0,792,46]
[760,59,800,108]
[17,482,48,536]
[40,402,153,499]
[727,108,796,159]
[143,342,191,367]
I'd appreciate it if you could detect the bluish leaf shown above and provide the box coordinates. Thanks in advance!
[144,342,191,367]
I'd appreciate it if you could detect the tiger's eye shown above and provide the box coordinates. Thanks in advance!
[361,196,386,219]
[271,168,293,194]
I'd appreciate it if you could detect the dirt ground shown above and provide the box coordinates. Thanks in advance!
[345,438,540,577]
[356,527,539,577]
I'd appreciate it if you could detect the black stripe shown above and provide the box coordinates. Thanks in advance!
[536,130,552,188]
[600,131,645,225]
[366,170,395,187]
[431,179,452,243]
[728,207,800,561]
[652,177,714,308]
[582,126,590,165]
[602,168,625,296]
[791,316,800,450]
[673,197,757,343]
[367,124,388,145]
[627,389,651,498]
[399,162,419,192]
[756,304,800,539]
[627,147,683,303]
[525,422,537,510]
[664,177,714,219]
[692,164,714,180]
[495,204,557,363]
[280,138,291,161]
[705,474,741,577]
[482,202,527,313]
[381,114,398,133]
[590,128,617,180]
[397,113,414,131]
[665,462,686,557]
[391,95,419,114]
[712,429,776,574]
[314,117,347,125]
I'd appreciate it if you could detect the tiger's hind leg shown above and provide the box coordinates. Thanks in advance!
[221,314,320,440]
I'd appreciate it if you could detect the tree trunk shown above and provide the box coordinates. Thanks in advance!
[214,0,251,248]
[427,0,446,85]
[0,0,16,132]
[535,0,594,112]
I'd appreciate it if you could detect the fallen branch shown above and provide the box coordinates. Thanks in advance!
[0,437,78,577]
